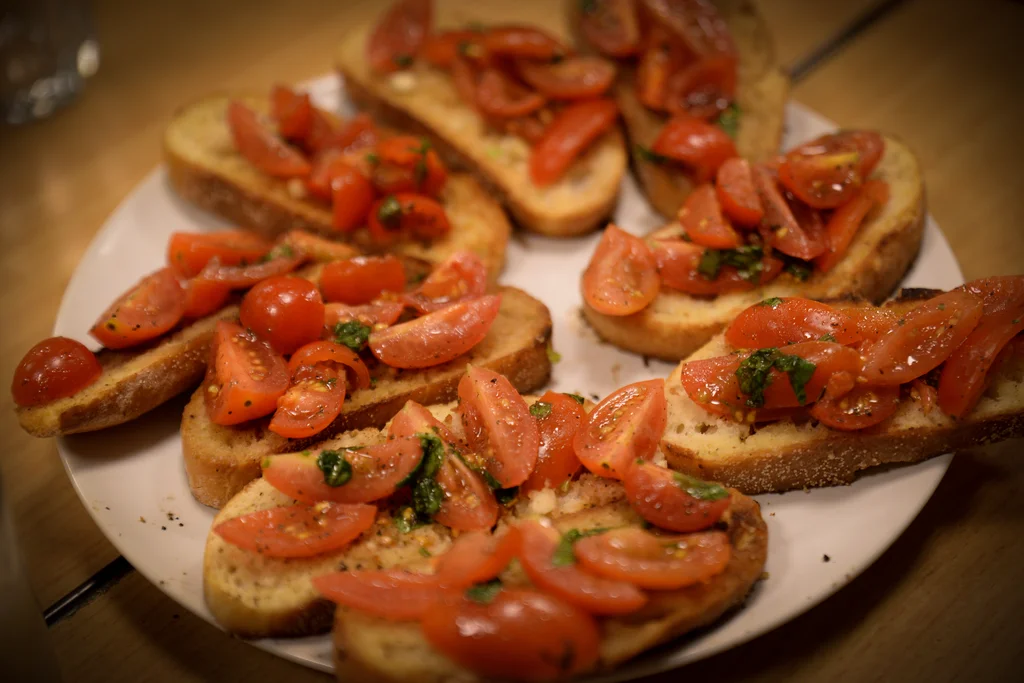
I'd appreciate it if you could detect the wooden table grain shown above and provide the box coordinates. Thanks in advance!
[2,0,1021,681]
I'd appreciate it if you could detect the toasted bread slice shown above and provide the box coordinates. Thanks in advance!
[336,25,627,238]
[163,94,510,282]
[182,286,553,509]
[567,0,788,219]
[582,135,926,361]
[332,488,766,682]
[660,292,1024,494]
[16,307,239,438]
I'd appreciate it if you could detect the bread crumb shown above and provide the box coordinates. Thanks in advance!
[286,178,307,200]
[388,71,418,93]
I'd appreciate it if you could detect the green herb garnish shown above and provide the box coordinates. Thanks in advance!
[495,486,519,506]
[465,578,503,604]
[419,546,432,557]
[716,103,741,139]
[317,450,353,487]
[819,332,837,342]
[698,245,765,282]
[365,152,379,165]
[258,243,295,263]
[394,506,426,533]
[376,195,403,228]
[565,393,586,405]
[735,347,817,408]
[412,477,444,517]
[393,54,414,68]
[673,472,729,501]
[529,401,553,419]
[634,144,670,164]
[552,528,611,567]
[333,320,372,352]
[547,345,562,363]
[759,297,784,308]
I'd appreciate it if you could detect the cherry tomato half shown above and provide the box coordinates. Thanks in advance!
[372,135,447,197]
[677,183,741,249]
[205,321,290,426]
[715,157,763,228]
[268,364,346,439]
[167,230,271,278]
[624,461,731,532]
[808,383,901,430]
[815,179,890,273]
[288,340,371,391]
[367,0,431,73]
[226,100,310,178]
[90,268,186,349]
[214,502,376,558]
[665,55,737,120]
[367,194,452,244]
[320,255,407,306]
[481,26,566,60]
[753,165,827,260]
[579,0,642,57]
[181,277,232,319]
[324,300,405,329]
[313,570,445,621]
[12,337,102,407]
[573,379,667,479]
[475,68,547,119]
[651,115,737,183]
[582,225,660,316]
[652,239,784,296]
[516,55,616,100]
[434,530,520,589]
[724,297,862,349]
[641,0,737,58]
[239,275,325,355]
[270,84,313,140]
[281,230,360,263]
[938,306,1024,418]
[778,131,885,209]
[529,98,619,186]
[520,392,585,494]
[402,250,487,314]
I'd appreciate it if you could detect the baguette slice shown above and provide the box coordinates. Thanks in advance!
[568,0,789,219]
[164,94,511,282]
[583,135,926,361]
[332,488,766,682]
[336,24,627,237]
[660,291,1024,494]
[16,307,239,438]
[183,286,553,509]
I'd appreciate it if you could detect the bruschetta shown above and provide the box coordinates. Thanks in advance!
[661,278,1024,493]
[335,0,628,237]
[581,130,925,360]
[568,0,789,219]
[202,373,767,682]
[164,87,510,280]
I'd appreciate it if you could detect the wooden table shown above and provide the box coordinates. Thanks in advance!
[2,0,1022,680]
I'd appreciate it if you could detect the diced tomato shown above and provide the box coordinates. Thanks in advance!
[677,184,741,248]
[579,0,642,57]
[420,589,601,680]
[481,26,565,60]
[181,277,232,319]
[860,290,984,386]
[808,383,901,430]
[325,300,405,329]
[205,321,289,426]
[403,250,487,314]
[239,275,325,355]
[90,268,186,349]
[372,135,447,197]
[288,340,371,391]
[419,30,481,68]
[270,85,313,140]
[815,179,890,273]
[652,239,783,295]
[574,527,731,589]
[516,56,615,100]
[724,297,862,349]
[320,255,407,306]
[369,294,501,369]
[214,502,376,558]
[314,112,379,155]
[520,392,585,494]
[623,461,731,532]
[368,194,452,244]
[664,55,737,120]
[434,530,520,588]
[367,0,431,73]
[938,307,1024,418]
[12,337,101,407]
[167,230,272,278]
[197,247,306,290]
[313,160,374,232]
[651,116,737,183]
[635,26,686,111]
[573,379,666,479]
[641,0,736,58]
[226,100,311,178]
[456,366,540,488]
[475,67,547,119]
[753,165,827,260]
[281,230,360,263]
[313,570,445,621]
[434,451,500,532]
[268,364,345,439]
[582,225,660,316]
[262,437,425,504]
[529,98,619,186]
[778,131,886,209]
[715,157,763,227]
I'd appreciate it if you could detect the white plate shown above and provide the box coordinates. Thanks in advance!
[55,75,961,680]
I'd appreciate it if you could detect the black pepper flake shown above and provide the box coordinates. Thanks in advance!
[823,554,831,562]
[161,526,167,531]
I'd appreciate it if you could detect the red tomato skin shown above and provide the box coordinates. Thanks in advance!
[814,179,890,273]
[521,392,585,494]
[368,194,452,244]
[582,224,661,316]
[268,364,346,439]
[90,268,187,349]
[664,55,737,120]
[421,589,601,681]
[167,230,272,278]
[372,136,447,197]
[434,530,520,589]
[753,165,827,260]
[434,453,501,532]
[329,164,376,233]
[573,379,667,479]
[962,275,1024,316]
[778,131,886,209]
[623,461,731,532]
[652,239,783,296]
[270,84,313,140]
[205,321,290,426]
[677,183,742,249]
[651,116,737,183]
[715,157,764,227]
[312,570,446,621]
[937,308,1024,418]
[239,276,326,356]
[724,297,862,349]
[369,295,502,369]
[809,383,901,431]
[181,277,232,319]
[324,300,404,329]
[281,230,360,263]
[288,340,371,391]
[12,337,102,407]
[226,101,311,178]
[529,98,619,186]
[419,30,480,68]
[516,55,616,100]
[456,366,540,488]
[641,0,737,58]
[475,68,547,119]
[578,0,642,57]
[403,250,487,314]
[320,256,407,306]
[481,26,566,59]
[213,502,376,559]
[367,0,431,73]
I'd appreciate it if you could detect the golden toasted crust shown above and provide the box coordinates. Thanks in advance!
[582,134,926,361]
[183,287,553,509]
[163,94,510,282]
[336,23,627,238]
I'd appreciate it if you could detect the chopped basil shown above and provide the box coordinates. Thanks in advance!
[759,297,784,308]
[333,320,372,352]
[529,401,553,419]
[547,345,562,363]
[697,249,723,279]
[480,469,503,491]
[393,54,414,68]
[551,527,611,567]
[465,578,503,604]
[698,245,765,283]
[417,433,444,479]
[565,393,586,405]
[317,450,353,487]
[394,506,426,533]
[715,103,741,139]
[419,546,431,557]
[673,472,729,501]
[365,152,379,165]
[736,347,817,408]
[634,144,670,164]
[258,243,295,263]
[819,332,837,342]
[376,195,403,228]
[777,254,813,281]
[412,477,444,517]
[773,353,816,405]
[580,0,599,14]
[495,486,519,506]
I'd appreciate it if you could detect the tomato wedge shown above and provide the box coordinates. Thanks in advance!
[753,165,827,260]
[624,461,731,532]
[724,297,862,349]
[475,67,547,119]
[778,131,885,209]
[651,116,737,183]
[239,275,325,355]
[579,0,642,57]
[938,307,1024,418]
[516,56,615,100]
[641,0,736,58]
[635,26,687,111]
[90,268,186,349]
[573,379,667,479]
[271,84,313,140]
[815,179,890,273]
[288,340,371,391]
[326,162,376,232]
[367,194,452,244]
[367,0,431,73]
[434,452,500,532]
[268,364,346,439]
[313,570,444,621]
[262,437,425,504]
[312,112,378,155]
[665,55,737,120]
[281,230,359,263]
[860,290,984,386]
[226,100,310,178]
[403,250,487,314]
[325,300,405,329]
[515,521,648,616]
[434,530,520,589]
[421,589,601,680]
[197,248,306,289]
[167,230,271,278]
[808,383,901,430]
[213,502,375,558]
[369,294,501,369]
[574,527,731,589]
[582,225,660,316]
[529,98,619,186]
[521,392,585,494]
[372,135,447,197]
[481,26,565,60]
[205,321,289,426]
[419,30,480,68]
[715,157,763,227]
[652,239,783,295]
[12,337,102,407]
[456,366,540,488]
[677,183,741,248]
[320,255,407,306]
[181,277,232,319]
